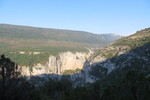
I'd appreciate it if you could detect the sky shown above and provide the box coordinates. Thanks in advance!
[0,0,150,36]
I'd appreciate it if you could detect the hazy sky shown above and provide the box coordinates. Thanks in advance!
[0,0,150,36]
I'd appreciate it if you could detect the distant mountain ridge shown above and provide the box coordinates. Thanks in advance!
[0,24,122,45]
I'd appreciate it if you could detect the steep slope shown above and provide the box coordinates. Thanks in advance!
[70,41,150,86]
[92,27,150,63]
[113,27,150,48]
[21,51,91,76]
[73,27,150,85]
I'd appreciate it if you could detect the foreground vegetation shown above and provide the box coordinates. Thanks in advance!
[31,70,150,100]
[0,53,150,100]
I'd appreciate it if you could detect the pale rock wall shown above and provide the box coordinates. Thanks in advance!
[21,51,91,76]
[21,66,30,76]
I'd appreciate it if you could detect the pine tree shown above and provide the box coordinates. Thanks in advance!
[0,55,21,100]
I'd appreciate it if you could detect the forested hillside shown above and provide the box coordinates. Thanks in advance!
[92,27,150,62]
[0,24,121,46]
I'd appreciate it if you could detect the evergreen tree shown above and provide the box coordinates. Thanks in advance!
[0,55,21,100]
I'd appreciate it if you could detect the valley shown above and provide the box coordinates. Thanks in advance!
[0,24,150,100]
[28,26,150,86]
[1,0,150,100]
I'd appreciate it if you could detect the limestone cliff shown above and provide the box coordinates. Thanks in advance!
[21,51,91,76]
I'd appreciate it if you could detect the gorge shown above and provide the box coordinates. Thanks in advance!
[0,24,150,100]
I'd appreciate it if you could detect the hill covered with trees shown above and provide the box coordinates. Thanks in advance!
[92,27,150,62]
[0,24,121,48]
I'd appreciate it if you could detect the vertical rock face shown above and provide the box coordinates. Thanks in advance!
[21,51,91,76]
[21,66,30,76]
[58,52,89,73]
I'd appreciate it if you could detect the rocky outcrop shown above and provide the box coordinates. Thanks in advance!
[69,42,150,86]
[91,44,130,63]
[21,51,91,76]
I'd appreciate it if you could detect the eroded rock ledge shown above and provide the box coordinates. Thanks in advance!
[21,51,91,76]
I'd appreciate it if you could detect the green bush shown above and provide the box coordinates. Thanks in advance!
[62,68,81,75]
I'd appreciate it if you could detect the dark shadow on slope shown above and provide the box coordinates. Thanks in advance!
[22,42,150,87]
